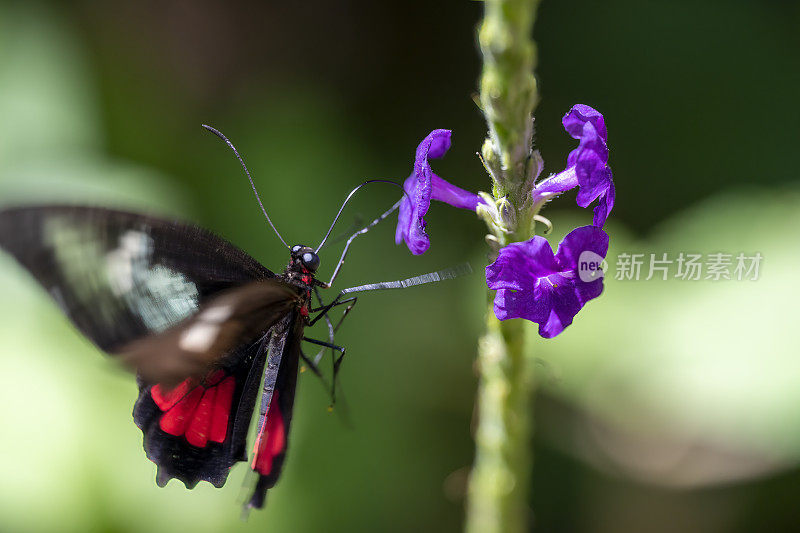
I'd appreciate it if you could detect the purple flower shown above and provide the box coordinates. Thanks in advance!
[486,225,609,338]
[531,104,615,228]
[395,129,483,255]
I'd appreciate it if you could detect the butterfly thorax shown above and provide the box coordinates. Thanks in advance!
[282,245,321,318]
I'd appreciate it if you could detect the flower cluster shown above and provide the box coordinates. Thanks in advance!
[395,104,614,338]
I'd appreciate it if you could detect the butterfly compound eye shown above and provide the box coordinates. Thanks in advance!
[301,252,320,272]
[291,244,303,255]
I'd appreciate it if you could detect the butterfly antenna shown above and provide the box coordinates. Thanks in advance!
[315,179,403,252]
[202,124,290,249]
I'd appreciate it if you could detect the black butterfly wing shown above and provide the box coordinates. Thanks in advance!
[127,281,303,490]
[122,285,304,494]
[118,280,301,387]
[0,205,300,491]
[246,311,304,509]
[0,205,274,352]
[132,339,269,489]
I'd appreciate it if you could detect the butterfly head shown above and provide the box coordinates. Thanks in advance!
[290,244,320,273]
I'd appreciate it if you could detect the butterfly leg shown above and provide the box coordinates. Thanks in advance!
[310,289,339,403]
[308,295,356,325]
[310,288,357,407]
[299,346,344,409]
[299,348,324,378]
[312,289,358,349]
[331,297,357,334]
[302,337,346,404]
[308,294,351,314]
[318,296,358,378]
[312,286,336,365]
[302,338,345,361]
[324,296,357,390]
[308,292,355,393]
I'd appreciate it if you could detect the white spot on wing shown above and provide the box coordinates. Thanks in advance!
[138,265,198,331]
[179,322,220,353]
[106,230,152,295]
[200,304,234,323]
[105,228,199,332]
[42,219,199,333]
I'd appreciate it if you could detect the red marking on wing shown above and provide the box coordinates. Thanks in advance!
[185,387,215,447]
[210,377,235,443]
[159,386,203,436]
[251,389,286,475]
[151,379,194,411]
[205,369,225,386]
[151,372,237,448]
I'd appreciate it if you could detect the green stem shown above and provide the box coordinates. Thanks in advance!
[467,312,533,533]
[466,1,541,532]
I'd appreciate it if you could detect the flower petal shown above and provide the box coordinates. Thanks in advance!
[563,104,607,142]
[487,225,609,338]
[569,144,607,210]
[493,285,551,324]
[554,225,608,309]
[592,179,615,228]
[430,174,482,210]
[415,129,452,188]
[560,105,615,228]
[539,275,582,338]
[422,129,452,159]
[530,166,579,207]
[493,276,582,339]
[553,225,609,271]
[394,176,430,255]
[485,236,559,291]
[574,277,604,308]
[396,129,481,255]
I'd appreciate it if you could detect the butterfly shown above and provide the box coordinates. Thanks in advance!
[0,126,469,510]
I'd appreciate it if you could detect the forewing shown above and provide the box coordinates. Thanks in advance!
[0,205,274,351]
[118,280,301,387]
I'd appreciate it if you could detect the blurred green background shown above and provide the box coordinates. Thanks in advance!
[1,1,799,532]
